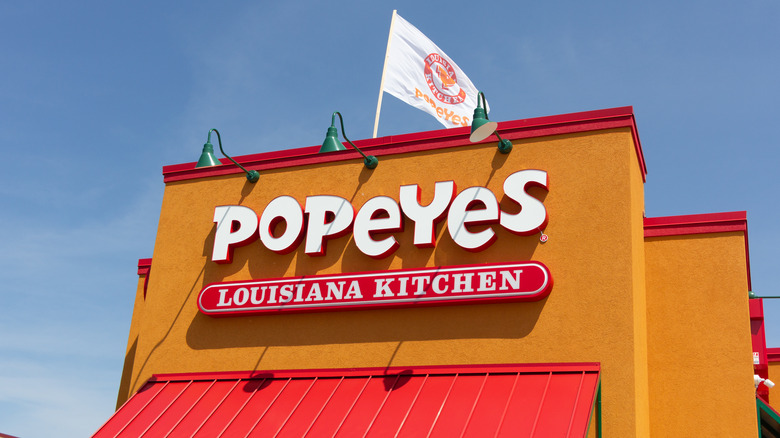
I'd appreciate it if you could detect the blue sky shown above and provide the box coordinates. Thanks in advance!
[1,1,779,436]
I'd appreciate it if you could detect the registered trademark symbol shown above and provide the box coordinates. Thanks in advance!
[540,233,549,243]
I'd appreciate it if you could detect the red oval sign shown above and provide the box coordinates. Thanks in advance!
[198,261,552,317]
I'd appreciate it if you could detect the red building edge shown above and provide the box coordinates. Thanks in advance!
[162,106,646,184]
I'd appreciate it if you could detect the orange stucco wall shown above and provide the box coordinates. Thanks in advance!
[770,361,780,381]
[769,361,780,398]
[120,127,649,435]
[645,232,756,434]
[117,119,757,435]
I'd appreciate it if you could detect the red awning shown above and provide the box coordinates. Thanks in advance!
[94,363,600,437]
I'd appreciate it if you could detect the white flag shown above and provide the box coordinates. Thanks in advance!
[381,12,484,129]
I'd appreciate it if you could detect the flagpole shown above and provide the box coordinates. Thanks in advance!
[372,9,397,138]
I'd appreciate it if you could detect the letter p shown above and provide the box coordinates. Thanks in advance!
[212,206,259,263]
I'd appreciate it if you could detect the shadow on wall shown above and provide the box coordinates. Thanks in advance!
[116,337,138,409]
[127,264,207,396]
[237,370,412,394]
[185,296,547,350]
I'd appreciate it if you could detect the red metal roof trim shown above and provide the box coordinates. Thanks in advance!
[644,211,752,291]
[643,211,747,237]
[94,363,600,438]
[163,106,645,183]
[768,348,780,363]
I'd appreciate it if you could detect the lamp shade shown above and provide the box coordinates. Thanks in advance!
[320,126,347,153]
[195,129,260,182]
[319,112,379,169]
[469,106,498,143]
[196,140,220,168]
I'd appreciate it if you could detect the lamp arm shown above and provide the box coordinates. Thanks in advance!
[209,128,260,183]
[332,112,378,169]
[495,131,511,153]
[477,91,489,119]
[493,129,513,154]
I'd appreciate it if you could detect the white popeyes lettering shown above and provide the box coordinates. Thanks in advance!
[353,196,403,258]
[212,206,259,263]
[209,170,548,261]
[258,196,304,254]
[304,195,355,256]
[447,187,500,251]
[500,170,549,235]
[399,181,455,248]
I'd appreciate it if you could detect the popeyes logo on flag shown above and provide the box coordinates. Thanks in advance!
[424,53,466,105]
[382,12,485,128]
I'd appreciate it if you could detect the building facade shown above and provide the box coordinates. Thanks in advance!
[94,107,771,436]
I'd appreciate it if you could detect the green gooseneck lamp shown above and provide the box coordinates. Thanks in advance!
[320,112,378,169]
[469,91,512,154]
[196,128,260,183]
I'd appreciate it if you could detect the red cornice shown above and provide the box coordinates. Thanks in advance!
[163,106,646,183]
[137,258,152,300]
[644,212,751,290]
[137,258,152,276]
[768,347,780,363]
[644,212,747,237]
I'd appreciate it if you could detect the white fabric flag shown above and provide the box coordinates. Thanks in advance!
[382,13,484,129]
